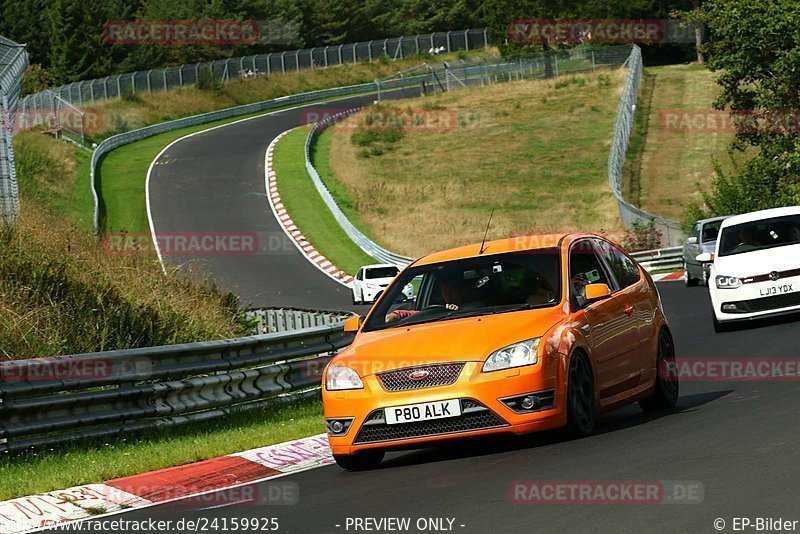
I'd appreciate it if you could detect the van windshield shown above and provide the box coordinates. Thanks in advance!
[363,249,561,331]
[718,215,800,257]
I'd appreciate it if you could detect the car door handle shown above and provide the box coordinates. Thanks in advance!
[624,304,634,317]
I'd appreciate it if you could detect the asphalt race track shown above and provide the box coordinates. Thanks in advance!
[147,87,420,311]
[84,283,800,533]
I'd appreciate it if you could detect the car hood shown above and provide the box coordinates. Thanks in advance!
[334,306,567,375]
[714,243,800,277]
[363,277,395,286]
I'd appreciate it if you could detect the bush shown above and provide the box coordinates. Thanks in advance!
[621,219,663,252]
[197,66,223,91]
[21,64,53,96]
[684,139,800,224]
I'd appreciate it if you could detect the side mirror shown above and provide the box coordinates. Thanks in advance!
[343,315,362,333]
[695,252,714,263]
[686,236,698,245]
[585,283,611,301]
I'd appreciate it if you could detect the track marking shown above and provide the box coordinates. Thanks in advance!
[263,129,354,287]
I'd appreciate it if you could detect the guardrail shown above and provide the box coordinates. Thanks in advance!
[0,323,351,453]
[305,109,414,267]
[630,246,683,272]
[247,307,355,334]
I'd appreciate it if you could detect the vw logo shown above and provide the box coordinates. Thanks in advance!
[769,271,781,281]
[408,369,431,381]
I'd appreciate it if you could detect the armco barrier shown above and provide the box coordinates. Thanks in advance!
[630,246,683,272]
[248,307,355,334]
[0,323,351,453]
[305,109,414,267]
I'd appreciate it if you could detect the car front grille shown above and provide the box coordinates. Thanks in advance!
[377,363,465,392]
[353,399,507,444]
[743,268,800,284]
[723,291,800,313]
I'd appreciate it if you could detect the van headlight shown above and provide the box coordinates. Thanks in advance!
[716,275,742,289]
[326,366,364,390]
[482,338,540,373]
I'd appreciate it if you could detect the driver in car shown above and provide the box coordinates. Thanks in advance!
[385,276,470,323]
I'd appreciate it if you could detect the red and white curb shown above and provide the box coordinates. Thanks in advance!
[651,272,684,282]
[1,434,334,533]
[265,130,354,287]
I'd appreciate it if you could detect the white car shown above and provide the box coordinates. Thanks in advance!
[351,264,413,305]
[699,206,800,332]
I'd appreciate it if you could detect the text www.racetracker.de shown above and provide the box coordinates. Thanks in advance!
[49,517,280,532]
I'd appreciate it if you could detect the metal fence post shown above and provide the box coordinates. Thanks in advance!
[464,29,469,51]
[446,31,452,52]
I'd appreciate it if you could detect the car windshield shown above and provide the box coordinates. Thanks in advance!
[718,215,800,256]
[702,221,723,243]
[363,249,561,331]
[365,267,399,279]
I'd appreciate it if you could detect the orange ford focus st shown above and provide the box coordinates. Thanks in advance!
[322,234,679,470]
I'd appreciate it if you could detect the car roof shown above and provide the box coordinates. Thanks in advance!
[697,215,730,225]
[720,206,800,228]
[414,234,572,266]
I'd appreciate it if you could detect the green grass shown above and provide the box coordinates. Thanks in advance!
[99,109,287,233]
[0,397,324,501]
[325,71,626,257]
[626,64,745,221]
[311,128,377,240]
[273,127,374,275]
[13,133,94,233]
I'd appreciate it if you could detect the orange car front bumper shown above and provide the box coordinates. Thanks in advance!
[322,355,567,455]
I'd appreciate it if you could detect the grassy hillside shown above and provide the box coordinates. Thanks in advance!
[624,64,743,221]
[325,71,626,257]
[4,133,249,358]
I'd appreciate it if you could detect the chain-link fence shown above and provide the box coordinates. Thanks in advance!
[609,45,683,246]
[16,89,87,146]
[0,36,28,224]
[20,29,489,111]
[375,44,635,100]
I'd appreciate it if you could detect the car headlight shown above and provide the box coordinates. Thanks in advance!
[326,365,364,390]
[482,338,540,373]
[715,275,742,289]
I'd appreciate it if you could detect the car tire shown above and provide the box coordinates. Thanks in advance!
[639,330,679,412]
[564,352,596,438]
[333,451,384,471]
[684,264,698,287]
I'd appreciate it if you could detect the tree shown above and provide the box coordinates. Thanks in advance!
[686,0,800,218]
